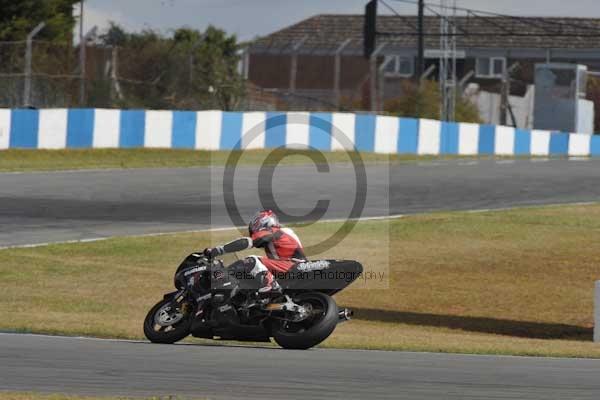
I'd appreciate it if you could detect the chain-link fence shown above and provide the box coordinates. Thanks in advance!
[0,39,253,110]
[243,86,367,112]
[0,40,85,108]
[0,39,370,112]
[1,40,98,108]
[0,41,345,112]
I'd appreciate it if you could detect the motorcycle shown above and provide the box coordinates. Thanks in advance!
[143,251,363,349]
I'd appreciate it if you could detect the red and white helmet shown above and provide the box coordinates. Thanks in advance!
[248,209,279,235]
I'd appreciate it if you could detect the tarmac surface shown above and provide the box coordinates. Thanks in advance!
[2,158,600,399]
[1,333,599,400]
[2,158,600,248]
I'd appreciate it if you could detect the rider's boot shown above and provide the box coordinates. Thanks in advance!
[256,270,282,299]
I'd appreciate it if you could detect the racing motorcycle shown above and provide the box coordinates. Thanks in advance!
[143,251,363,349]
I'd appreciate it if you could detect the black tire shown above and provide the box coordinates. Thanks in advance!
[271,292,338,350]
[143,298,192,344]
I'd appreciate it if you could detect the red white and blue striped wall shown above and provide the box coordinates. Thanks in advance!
[1,108,599,156]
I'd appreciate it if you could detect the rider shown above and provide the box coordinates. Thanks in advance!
[203,210,306,296]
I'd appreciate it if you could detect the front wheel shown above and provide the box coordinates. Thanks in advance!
[271,292,338,350]
[143,298,192,344]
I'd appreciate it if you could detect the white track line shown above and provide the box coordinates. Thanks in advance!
[2,331,599,360]
[0,226,240,251]
[464,201,599,214]
[3,202,599,251]
[0,331,148,344]
[0,214,407,251]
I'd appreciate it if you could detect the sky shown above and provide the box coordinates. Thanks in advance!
[76,0,600,40]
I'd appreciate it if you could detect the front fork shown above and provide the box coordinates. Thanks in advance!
[163,289,195,317]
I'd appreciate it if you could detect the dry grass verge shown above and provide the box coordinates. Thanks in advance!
[0,148,480,172]
[1,204,600,357]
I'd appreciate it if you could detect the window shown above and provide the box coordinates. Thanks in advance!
[476,58,490,76]
[492,58,505,76]
[475,57,506,78]
[383,55,414,77]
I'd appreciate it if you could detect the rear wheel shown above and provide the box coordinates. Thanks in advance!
[271,292,338,350]
[143,298,192,344]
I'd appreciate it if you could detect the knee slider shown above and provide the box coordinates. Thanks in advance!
[246,256,268,277]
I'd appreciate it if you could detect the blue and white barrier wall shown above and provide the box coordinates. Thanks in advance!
[1,108,600,156]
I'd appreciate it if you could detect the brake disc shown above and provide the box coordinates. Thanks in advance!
[154,303,184,327]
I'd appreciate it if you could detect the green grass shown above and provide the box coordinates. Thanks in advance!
[2,204,600,357]
[0,148,492,172]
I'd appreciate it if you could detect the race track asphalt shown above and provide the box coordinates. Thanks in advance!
[2,158,600,399]
[1,333,600,400]
[1,158,600,248]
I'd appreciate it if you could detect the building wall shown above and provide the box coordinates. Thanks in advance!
[248,51,600,127]
[295,55,334,89]
[248,54,292,89]
[248,53,371,91]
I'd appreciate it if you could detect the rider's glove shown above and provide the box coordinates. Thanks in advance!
[203,247,224,258]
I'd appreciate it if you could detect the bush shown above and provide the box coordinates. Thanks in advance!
[383,80,481,123]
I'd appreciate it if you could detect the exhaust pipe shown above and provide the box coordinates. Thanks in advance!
[338,308,353,322]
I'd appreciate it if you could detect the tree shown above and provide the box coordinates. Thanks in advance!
[174,26,244,110]
[98,23,245,110]
[99,22,128,47]
[0,0,80,42]
[383,80,481,123]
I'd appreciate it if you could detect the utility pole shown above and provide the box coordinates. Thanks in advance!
[501,59,519,127]
[79,26,97,106]
[370,43,386,111]
[23,22,46,107]
[110,46,123,101]
[500,66,509,126]
[289,36,308,93]
[79,0,85,106]
[334,39,352,109]
[439,0,457,122]
[79,1,84,45]
[417,0,424,81]
[416,0,425,117]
